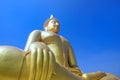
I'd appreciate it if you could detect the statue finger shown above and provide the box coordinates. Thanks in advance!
[41,49,49,80]
[35,48,43,80]
[29,48,37,80]
[47,51,56,80]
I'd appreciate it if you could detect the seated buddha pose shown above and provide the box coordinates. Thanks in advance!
[24,15,106,80]
[0,15,108,80]
[24,15,83,76]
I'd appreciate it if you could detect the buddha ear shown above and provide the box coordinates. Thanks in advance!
[44,26,48,31]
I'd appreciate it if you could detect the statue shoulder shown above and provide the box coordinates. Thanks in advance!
[60,36,70,46]
[30,30,41,35]
[28,30,42,38]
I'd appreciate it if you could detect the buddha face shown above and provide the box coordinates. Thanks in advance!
[44,19,60,34]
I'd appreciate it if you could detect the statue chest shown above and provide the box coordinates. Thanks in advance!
[41,31,62,44]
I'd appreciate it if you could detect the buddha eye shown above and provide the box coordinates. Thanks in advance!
[51,21,56,24]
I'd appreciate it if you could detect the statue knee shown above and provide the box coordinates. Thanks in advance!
[0,46,26,80]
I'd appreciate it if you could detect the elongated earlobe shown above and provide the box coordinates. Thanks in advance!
[45,27,48,31]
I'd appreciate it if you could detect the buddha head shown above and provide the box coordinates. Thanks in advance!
[44,15,60,34]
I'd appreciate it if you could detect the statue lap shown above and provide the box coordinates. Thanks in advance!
[0,43,82,80]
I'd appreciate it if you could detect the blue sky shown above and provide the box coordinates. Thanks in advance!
[0,0,120,77]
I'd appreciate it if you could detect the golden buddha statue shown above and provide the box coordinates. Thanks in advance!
[0,15,119,80]
[24,15,83,76]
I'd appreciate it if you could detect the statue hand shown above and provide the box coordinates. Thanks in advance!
[82,72,106,80]
[69,67,82,76]
[29,42,55,80]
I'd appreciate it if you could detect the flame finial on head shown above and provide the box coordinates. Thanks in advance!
[50,14,54,19]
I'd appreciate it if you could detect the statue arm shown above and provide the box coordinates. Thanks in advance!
[68,45,78,67]
[68,45,82,76]
[24,30,41,51]
[67,43,83,76]
[60,36,78,67]
[60,36,82,76]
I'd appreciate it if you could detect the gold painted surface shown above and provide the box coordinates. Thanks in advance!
[0,15,119,80]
